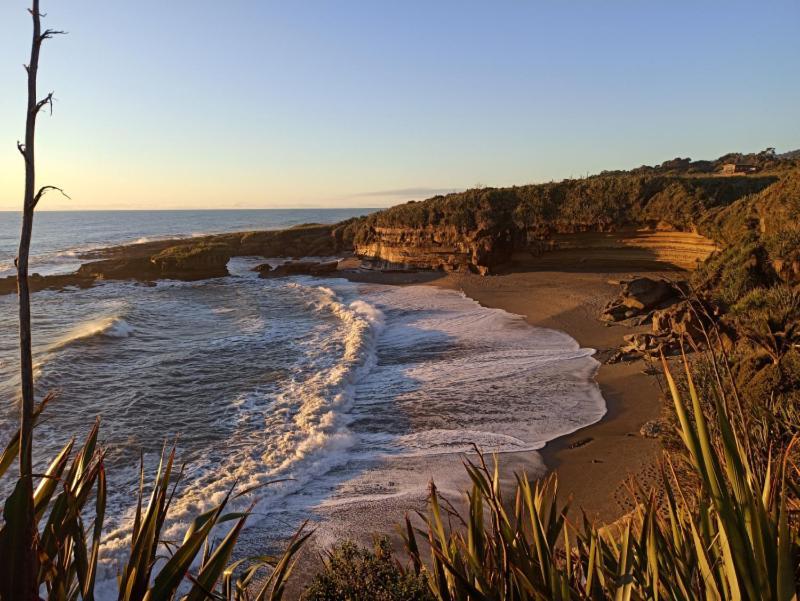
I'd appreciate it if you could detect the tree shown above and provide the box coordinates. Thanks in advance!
[12,2,66,599]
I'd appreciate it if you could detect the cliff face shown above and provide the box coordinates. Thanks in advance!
[355,224,719,273]
[354,159,796,274]
[542,229,719,270]
[355,225,513,275]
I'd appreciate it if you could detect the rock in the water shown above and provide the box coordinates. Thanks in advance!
[75,242,232,282]
[77,256,156,281]
[261,260,340,277]
[150,243,231,280]
[0,271,96,294]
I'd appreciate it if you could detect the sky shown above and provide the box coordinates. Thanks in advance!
[0,1,798,211]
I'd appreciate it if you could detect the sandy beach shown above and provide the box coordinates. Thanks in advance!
[284,253,675,594]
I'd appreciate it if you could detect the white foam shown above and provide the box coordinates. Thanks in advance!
[95,283,387,576]
[45,278,605,592]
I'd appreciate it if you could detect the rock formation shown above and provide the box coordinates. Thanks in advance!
[352,166,781,274]
[0,223,356,295]
[4,152,798,297]
[256,260,340,277]
[600,277,685,322]
[354,225,512,275]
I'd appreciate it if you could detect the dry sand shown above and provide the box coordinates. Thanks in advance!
[283,253,676,594]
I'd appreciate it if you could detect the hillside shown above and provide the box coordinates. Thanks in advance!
[353,150,798,276]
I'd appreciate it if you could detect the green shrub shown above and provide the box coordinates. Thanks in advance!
[731,284,800,363]
[303,538,432,601]
[692,238,778,307]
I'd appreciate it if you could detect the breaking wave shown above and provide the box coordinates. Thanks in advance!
[99,283,386,571]
[49,316,133,352]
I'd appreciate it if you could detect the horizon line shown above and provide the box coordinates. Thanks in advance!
[0,206,386,213]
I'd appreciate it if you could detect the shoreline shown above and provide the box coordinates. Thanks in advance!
[284,259,670,595]
[341,258,668,524]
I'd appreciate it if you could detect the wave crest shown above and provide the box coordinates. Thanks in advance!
[49,317,133,352]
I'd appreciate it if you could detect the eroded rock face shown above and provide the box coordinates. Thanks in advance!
[356,225,719,275]
[354,225,513,274]
[544,229,719,270]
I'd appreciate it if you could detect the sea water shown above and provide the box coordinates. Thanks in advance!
[0,209,605,580]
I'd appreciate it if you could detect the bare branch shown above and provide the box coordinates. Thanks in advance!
[40,28,67,41]
[32,185,70,209]
[35,91,55,116]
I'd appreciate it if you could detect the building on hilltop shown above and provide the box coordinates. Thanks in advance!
[722,163,759,175]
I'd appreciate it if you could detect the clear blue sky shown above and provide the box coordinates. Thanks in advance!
[1,0,798,210]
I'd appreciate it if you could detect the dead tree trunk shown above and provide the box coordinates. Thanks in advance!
[14,2,65,598]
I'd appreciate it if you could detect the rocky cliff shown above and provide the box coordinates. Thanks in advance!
[353,153,797,274]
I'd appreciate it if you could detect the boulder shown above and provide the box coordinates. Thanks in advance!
[651,300,705,342]
[640,419,665,438]
[600,303,630,322]
[601,278,685,322]
[620,277,678,311]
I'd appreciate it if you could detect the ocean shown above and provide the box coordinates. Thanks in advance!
[0,209,605,581]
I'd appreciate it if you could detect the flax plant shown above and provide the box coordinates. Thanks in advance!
[404,355,799,600]
[0,405,310,601]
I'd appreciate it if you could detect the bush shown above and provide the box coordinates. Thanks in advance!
[692,238,778,307]
[731,284,800,362]
[303,539,432,601]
